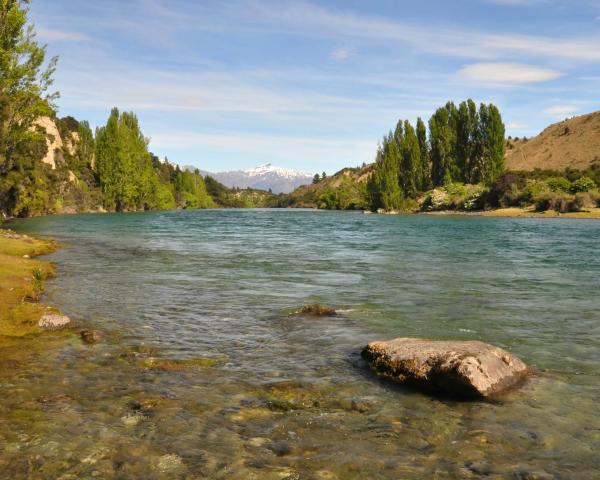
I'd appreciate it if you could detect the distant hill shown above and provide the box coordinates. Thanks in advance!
[506,110,600,171]
[280,165,373,210]
[189,163,313,194]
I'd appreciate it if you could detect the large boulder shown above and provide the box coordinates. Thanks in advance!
[362,338,528,398]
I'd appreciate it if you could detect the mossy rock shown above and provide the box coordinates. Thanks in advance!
[292,304,337,317]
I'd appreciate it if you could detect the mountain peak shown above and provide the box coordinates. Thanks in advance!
[199,163,313,194]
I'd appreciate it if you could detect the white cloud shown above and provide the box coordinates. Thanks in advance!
[330,47,352,61]
[459,62,562,85]
[543,104,580,118]
[246,1,600,61]
[506,122,529,129]
[37,27,92,43]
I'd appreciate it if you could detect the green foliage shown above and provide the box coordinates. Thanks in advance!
[487,168,600,211]
[571,176,596,193]
[367,134,404,210]
[367,99,505,212]
[545,176,571,193]
[317,179,368,210]
[422,183,488,211]
[0,0,58,175]
[172,168,213,209]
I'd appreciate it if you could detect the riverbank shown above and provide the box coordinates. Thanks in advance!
[423,206,600,219]
[0,229,61,338]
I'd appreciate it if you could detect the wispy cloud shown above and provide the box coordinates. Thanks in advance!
[246,1,600,61]
[459,63,562,85]
[543,104,580,118]
[330,47,353,61]
[506,122,529,129]
[37,27,92,43]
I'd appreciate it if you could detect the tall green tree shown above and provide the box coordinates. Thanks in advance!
[400,120,421,196]
[455,100,478,182]
[476,103,505,184]
[367,134,403,210]
[429,107,455,186]
[416,117,429,190]
[95,108,173,211]
[0,0,57,174]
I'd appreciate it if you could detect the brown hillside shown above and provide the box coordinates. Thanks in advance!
[506,110,600,171]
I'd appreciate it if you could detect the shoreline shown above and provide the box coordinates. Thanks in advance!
[421,207,600,219]
[0,229,63,338]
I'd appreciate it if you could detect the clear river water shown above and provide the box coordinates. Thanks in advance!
[3,209,600,479]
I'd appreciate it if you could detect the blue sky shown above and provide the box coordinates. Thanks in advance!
[31,0,600,174]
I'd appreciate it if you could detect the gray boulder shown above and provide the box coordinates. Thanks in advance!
[362,337,528,398]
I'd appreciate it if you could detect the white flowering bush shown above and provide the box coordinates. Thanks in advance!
[422,183,488,211]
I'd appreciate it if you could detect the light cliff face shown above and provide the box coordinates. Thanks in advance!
[35,117,63,169]
[34,117,81,177]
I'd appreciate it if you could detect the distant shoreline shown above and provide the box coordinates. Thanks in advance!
[420,207,600,219]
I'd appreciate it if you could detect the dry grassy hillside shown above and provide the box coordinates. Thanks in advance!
[506,110,600,171]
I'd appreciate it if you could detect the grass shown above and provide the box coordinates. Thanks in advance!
[0,229,59,338]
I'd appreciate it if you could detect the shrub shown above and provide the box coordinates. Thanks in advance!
[488,172,527,207]
[571,176,597,193]
[534,192,587,213]
[573,192,596,210]
[522,180,550,204]
[545,176,571,193]
[421,184,487,211]
[423,188,449,211]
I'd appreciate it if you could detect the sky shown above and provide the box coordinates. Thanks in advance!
[31,0,600,174]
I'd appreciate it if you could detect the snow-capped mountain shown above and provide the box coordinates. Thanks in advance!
[196,163,313,194]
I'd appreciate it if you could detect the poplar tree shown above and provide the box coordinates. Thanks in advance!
[416,117,429,190]
[429,107,454,186]
[400,120,421,196]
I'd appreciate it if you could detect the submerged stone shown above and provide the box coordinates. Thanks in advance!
[38,314,71,330]
[80,330,102,344]
[362,337,528,398]
[293,304,337,317]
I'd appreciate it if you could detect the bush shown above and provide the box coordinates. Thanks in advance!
[573,192,597,210]
[522,180,550,204]
[422,188,449,211]
[488,172,527,207]
[421,184,487,211]
[534,192,573,212]
[571,176,597,193]
[546,176,571,193]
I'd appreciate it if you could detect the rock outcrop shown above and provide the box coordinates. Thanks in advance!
[38,314,71,330]
[362,337,528,398]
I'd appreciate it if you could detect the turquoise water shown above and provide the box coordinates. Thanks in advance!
[3,210,600,479]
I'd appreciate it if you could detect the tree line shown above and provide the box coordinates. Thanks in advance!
[0,1,217,217]
[367,100,506,211]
